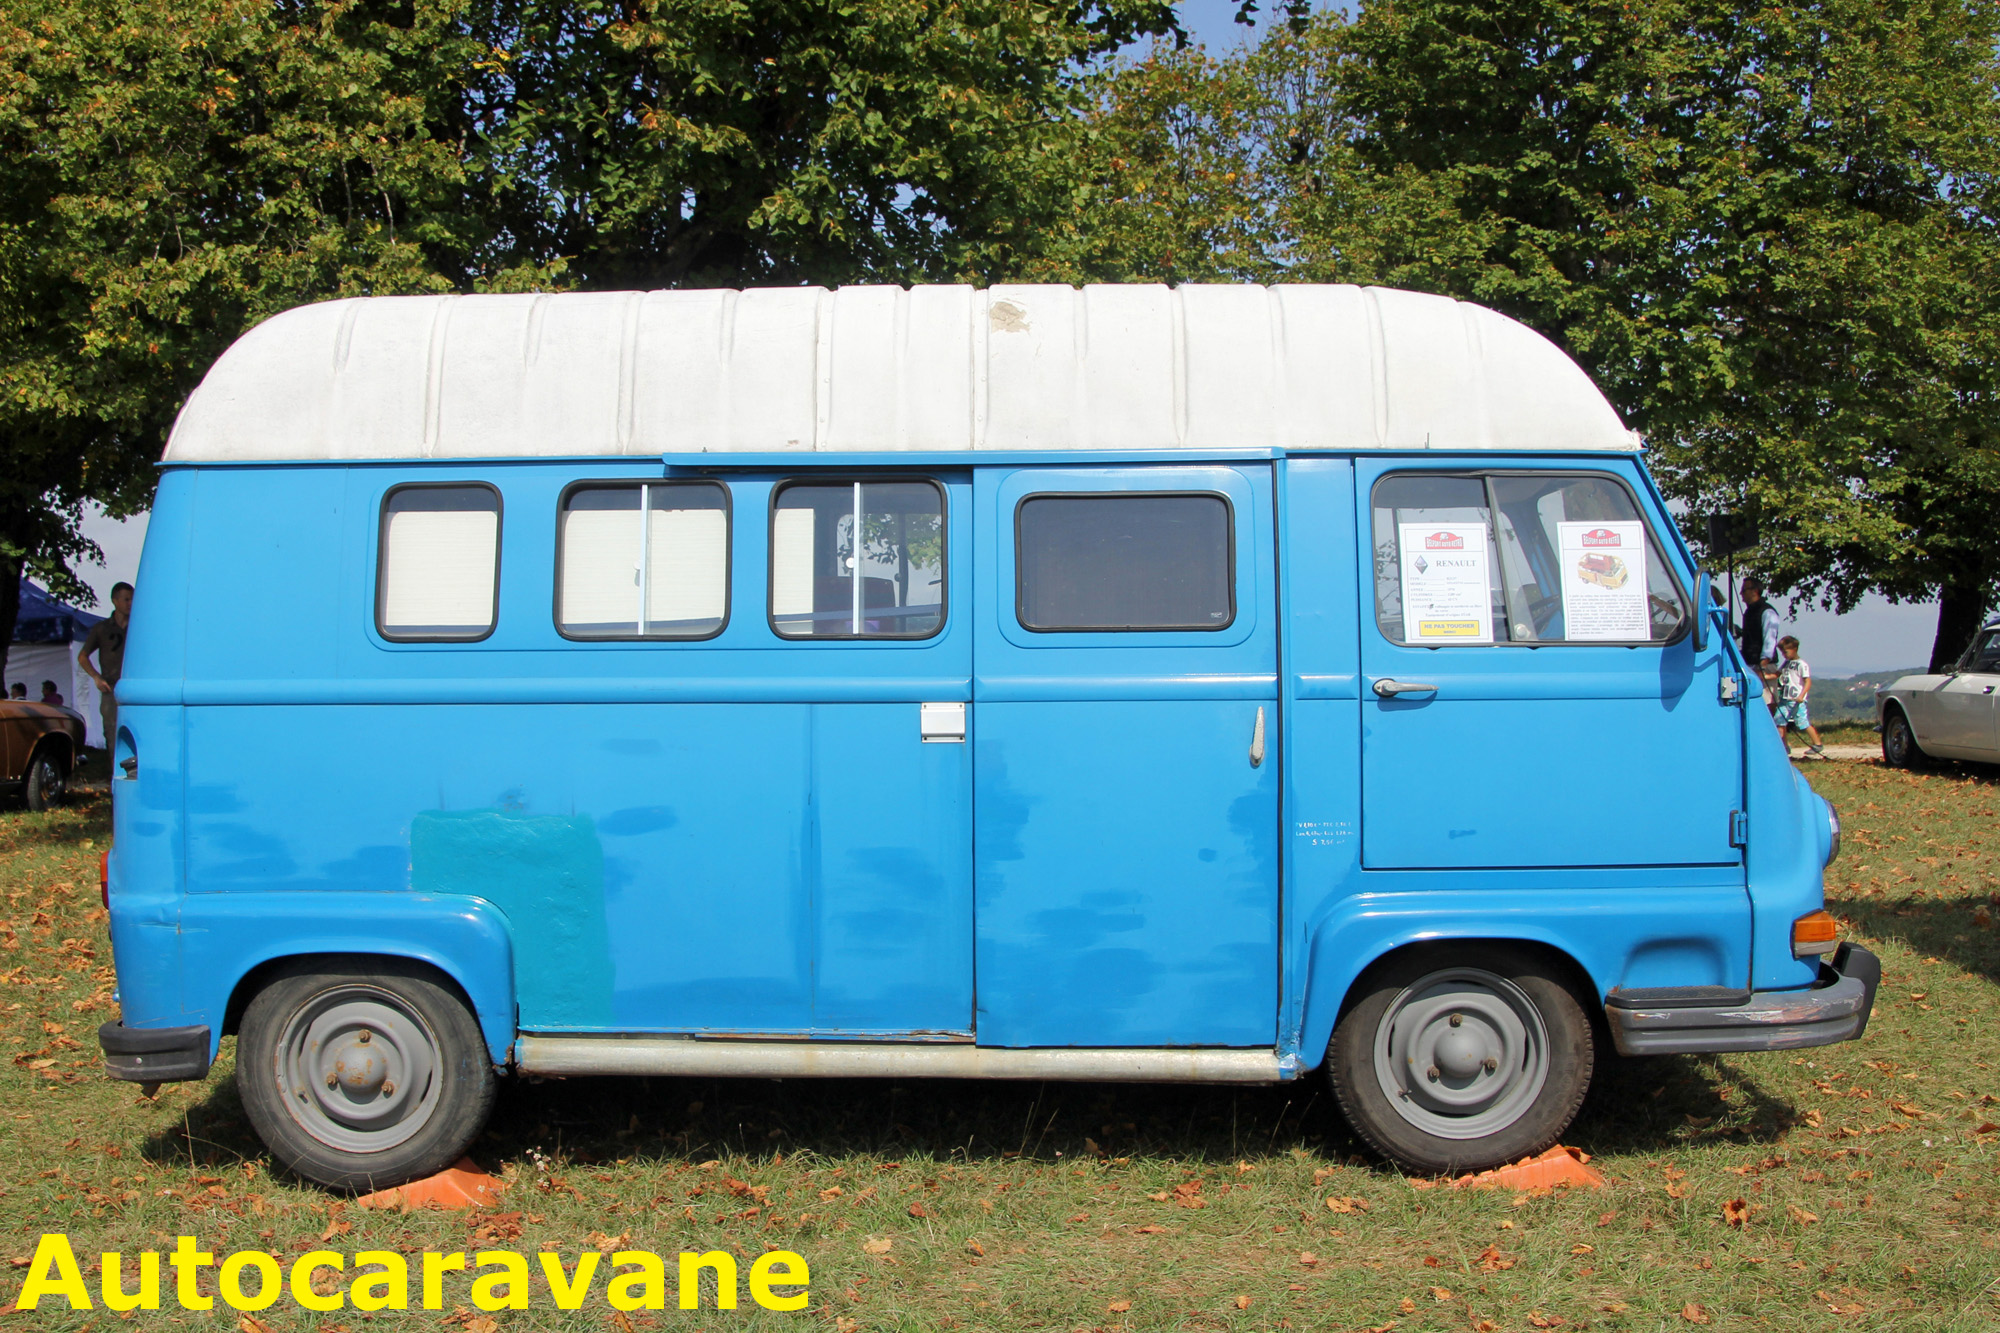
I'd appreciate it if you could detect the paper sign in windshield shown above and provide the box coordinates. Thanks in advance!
[1398,523,1493,643]
[1558,521,1650,640]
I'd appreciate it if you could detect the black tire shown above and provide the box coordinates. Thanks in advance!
[1327,942,1594,1175]
[23,745,66,812]
[1881,706,1928,770]
[236,956,497,1191]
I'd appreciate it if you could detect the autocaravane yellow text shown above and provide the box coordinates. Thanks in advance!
[13,1233,810,1313]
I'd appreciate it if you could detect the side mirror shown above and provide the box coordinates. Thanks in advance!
[1693,572,1711,653]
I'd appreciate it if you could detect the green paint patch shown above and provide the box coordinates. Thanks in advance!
[412,809,614,1028]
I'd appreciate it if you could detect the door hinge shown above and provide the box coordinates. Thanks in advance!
[1719,675,1743,706]
[1729,810,1749,847]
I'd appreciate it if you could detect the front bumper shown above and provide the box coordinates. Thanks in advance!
[1605,942,1881,1056]
[99,1021,212,1083]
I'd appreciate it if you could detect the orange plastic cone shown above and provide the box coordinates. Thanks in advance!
[1445,1145,1606,1191]
[356,1158,504,1210]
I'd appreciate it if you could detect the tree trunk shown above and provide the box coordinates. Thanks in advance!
[0,551,19,687]
[1929,572,1996,672]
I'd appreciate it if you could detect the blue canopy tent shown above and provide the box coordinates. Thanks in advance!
[8,578,106,745]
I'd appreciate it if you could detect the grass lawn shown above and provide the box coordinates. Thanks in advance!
[2,760,1996,1331]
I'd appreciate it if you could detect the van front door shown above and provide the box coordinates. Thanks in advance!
[1354,460,1742,869]
[971,464,1279,1047]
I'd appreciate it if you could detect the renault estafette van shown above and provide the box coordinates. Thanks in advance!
[97,284,1874,1188]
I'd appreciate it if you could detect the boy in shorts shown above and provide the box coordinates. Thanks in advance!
[1774,635,1825,757]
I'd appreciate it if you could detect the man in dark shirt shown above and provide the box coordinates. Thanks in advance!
[78,581,132,751]
[1738,577,1782,708]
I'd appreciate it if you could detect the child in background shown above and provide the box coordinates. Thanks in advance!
[1774,635,1825,758]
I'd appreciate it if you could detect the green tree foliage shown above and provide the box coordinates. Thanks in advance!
[452,0,1179,290]
[0,0,1173,668]
[1075,2,2000,668]
[0,0,500,667]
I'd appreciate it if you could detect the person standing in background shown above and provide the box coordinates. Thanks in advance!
[78,580,132,751]
[6,683,22,700]
[1738,577,1783,709]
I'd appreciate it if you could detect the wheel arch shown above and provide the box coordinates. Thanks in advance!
[1292,894,1704,1072]
[26,730,74,775]
[178,892,518,1068]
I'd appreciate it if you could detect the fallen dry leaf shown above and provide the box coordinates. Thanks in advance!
[1108,1299,1131,1313]
[1234,1295,1251,1310]
[319,1219,351,1241]
[237,1317,276,1333]
[1788,1205,1819,1226]
[1596,1211,1617,1227]
[609,1311,635,1333]
[465,1319,498,1333]
[965,1240,984,1257]
[1571,1243,1595,1255]
[1399,1297,1418,1313]
[835,1319,859,1333]
[1601,1303,1629,1314]
[1681,1302,1710,1324]
[1325,1195,1370,1214]
[862,1237,893,1255]
[1476,1244,1516,1272]
[1429,1286,1453,1302]
[1723,1198,1751,1228]
[1299,1252,1320,1267]
[1528,1314,1566,1329]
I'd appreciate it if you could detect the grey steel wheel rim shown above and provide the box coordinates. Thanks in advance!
[1371,967,1550,1141]
[272,984,441,1154]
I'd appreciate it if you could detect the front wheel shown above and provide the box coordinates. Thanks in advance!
[236,956,496,1191]
[1881,706,1928,770]
[1327,943,1594,1175]
[23,746,66,812]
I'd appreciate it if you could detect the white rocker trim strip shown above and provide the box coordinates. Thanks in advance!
[513,1035,1286,1084]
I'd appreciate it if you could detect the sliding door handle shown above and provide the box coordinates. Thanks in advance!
[1372,679,1439,698]
[1249,706,1266,767]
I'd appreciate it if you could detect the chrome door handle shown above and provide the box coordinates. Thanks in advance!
[1373,679,1439,698]
[1249,706,1266,767]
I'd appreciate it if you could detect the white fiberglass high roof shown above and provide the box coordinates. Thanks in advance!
[163,284,1640,462]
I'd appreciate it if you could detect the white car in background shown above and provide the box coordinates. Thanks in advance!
[1877,618,2000,768]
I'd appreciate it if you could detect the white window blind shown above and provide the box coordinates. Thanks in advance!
[379,489,499,638]
[558,484,727,637]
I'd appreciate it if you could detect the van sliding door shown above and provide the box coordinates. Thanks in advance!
[971,464,1280,1048]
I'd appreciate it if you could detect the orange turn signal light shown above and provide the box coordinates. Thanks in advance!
[1792,909,1840,958]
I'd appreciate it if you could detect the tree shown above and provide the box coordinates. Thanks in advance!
[447,0,1181,290]
[0,0,514,673]
[0,0,1179,672]
[1134,1,2000,669]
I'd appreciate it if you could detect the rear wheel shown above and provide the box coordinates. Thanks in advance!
[1881,706,1927,770]
[23,746,66,811]
[236,957,496,1191]
[1327,943,1594,1175]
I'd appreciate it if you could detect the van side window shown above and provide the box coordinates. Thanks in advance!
[770,480,945,638]
[557,483,728,639]
[1488,474,1685,643]
[377,484,501,641]
[1370,475,1505,644]
[1016,493,1234,632]
[1371,472,1687,646]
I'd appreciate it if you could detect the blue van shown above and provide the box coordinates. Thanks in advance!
[97,284,1874,1187]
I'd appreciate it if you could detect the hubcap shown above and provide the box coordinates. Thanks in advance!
[1372,967,1550,1140]
[272,985,441,1153]
[33,757,61,802]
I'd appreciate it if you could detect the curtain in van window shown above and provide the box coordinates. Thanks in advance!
[379,486,499,639]
[558,484,727,638]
